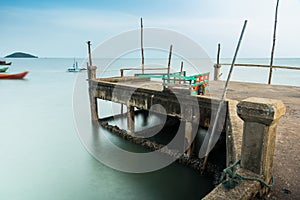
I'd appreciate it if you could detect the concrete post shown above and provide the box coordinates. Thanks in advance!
[213,64,221,81]
[127,106,135,134]
[237,97,285,189]
[184,121,194,157]
[88,65,98,122]
[89,89,98,122]
[88,66,97,80]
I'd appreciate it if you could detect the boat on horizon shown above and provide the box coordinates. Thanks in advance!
[67,60,86,72]
[0,67,9,72]
[0,61,12,65]
[0,71,28,79]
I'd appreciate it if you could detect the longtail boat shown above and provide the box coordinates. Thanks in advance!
[0,67,9,72]
[0,71,28,79]
[67,60,86,72]
[0,61,12,65]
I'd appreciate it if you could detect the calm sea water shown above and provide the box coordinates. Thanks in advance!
[0,58,213,200]
[0,57,299,200]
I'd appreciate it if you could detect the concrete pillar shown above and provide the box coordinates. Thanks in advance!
[121,103,124,114]
[89,89,98,122]
[127,106,135,134]
[213,64,221,81]
[184,121,194,157]
[88,65,98,122]
[237,97,285,188]
[87,65,97,80]
[89,88,98,121]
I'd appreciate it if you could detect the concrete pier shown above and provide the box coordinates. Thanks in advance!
[87,66,297,199]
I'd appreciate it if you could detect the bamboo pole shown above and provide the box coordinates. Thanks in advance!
[167,45,173,74]
[141,18,145,74]
[167,45,173,83]
[220,63,300,70]
[214,43,221,80]
[87,41,92,66]
[179,61,184,84]
[268,0,280,84]
[201,20,248,172]
[217,43,220,68]
[180,61,184,73]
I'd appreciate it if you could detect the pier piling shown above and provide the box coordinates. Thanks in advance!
[88,65,98,122]
[127,106,135,134]
[184,121,194,157]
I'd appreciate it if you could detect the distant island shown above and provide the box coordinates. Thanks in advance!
[5,52,38,58]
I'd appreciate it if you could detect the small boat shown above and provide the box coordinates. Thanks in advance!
[0,61,12,65]
[67,60,85,72]
[0,71,28,79]
[67,68,81,72]
[0,67,9,72]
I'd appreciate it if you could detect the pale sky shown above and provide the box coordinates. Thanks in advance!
[1,0,299,58]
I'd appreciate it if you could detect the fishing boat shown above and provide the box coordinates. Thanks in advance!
[0,67,9,72]
[68,68,81,72]
[0,61,12,65]
[0,71,28,79]
[67,60,86,72]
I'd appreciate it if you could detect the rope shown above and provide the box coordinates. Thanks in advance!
[219,160,274,190]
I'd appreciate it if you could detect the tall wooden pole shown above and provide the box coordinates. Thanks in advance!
[141,18,145,74]
[268,0,280,84]
[167,45,173,75]
[217,43,220,67]
[214,43,221,81]
[87,41,92,66]
[180,61,184,73]
[201,20,248,172]
[179,61,184,84]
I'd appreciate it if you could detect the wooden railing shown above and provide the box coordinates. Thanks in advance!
[120,68,168,77]
[213,63,300,81]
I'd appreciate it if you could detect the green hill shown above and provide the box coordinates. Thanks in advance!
[5,52,38,58]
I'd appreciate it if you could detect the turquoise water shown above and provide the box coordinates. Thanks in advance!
[0,57,299,199]
[0,58,213,200]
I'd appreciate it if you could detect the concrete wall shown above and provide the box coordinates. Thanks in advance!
[89,79,227,129]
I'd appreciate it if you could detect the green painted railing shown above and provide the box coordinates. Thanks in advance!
[135,71,210,95]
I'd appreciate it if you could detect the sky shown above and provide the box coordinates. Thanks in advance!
[0,0,300,58]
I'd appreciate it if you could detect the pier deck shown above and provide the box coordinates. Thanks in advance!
[90,77,299,199]
[212,81,300,200]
